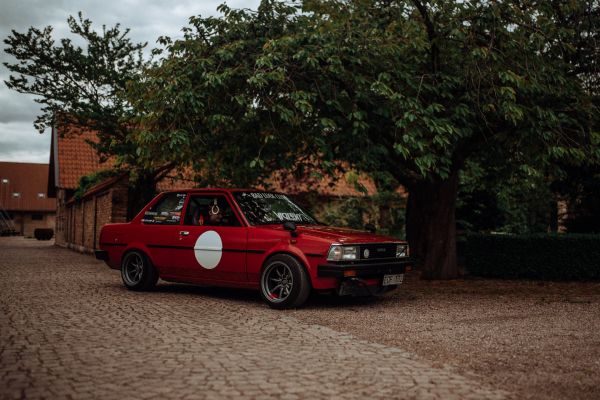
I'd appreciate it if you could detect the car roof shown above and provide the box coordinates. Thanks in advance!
[160,188,284,195]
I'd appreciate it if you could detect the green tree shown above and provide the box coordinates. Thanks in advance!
[247,0,599,278]
[126,1,308,187]
[3,13,169,215]
[129,0,599,279]
[457,160,556,235]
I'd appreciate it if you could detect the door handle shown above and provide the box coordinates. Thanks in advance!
[179,231,190,236]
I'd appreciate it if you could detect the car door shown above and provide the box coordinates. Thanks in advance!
[176,193,248,282]
[140,192,188,278]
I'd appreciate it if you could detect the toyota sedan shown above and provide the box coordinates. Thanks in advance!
[95,189,411,309]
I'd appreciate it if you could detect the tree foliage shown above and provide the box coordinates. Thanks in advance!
[5,1,599,278]
[3,14,177,214]
[127,1,311,186]
[130,0,598,278]
[4,13,147,164]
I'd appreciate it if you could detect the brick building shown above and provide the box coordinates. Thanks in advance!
[0,162,56,237]
[47,126,117,250]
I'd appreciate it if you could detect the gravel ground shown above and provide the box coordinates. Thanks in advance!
[290,273,600,400]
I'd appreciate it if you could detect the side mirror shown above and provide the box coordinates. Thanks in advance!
[365,223,376,233]
[283,221,298,237]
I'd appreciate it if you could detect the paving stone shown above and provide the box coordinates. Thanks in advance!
[0,237,508,399]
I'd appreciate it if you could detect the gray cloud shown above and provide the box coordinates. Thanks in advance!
[0,91,43,124]
[0,0,260,163]
[0,121,51,163]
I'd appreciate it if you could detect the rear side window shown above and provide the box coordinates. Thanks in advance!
[142,193,186,225]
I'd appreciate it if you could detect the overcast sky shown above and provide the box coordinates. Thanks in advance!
[0,0,260,164]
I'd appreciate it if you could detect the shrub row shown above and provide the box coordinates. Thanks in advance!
[465,234,600,281]
[34,228,54,241]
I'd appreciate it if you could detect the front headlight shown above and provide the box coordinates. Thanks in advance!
[327,245,358,261]
[396,244,409,258]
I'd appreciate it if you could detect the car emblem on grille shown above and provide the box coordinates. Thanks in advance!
[363,249,370,258]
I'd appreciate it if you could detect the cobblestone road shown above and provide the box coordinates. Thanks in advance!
[0,237,508,399]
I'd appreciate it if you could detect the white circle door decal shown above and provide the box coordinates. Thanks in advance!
[194,230,223,269]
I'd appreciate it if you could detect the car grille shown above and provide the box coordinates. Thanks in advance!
[359,243,397,260]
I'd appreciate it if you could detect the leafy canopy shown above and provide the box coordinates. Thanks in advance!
[127,1,311,186]
[251,0,599,187]
[128,0,598,192]
[4,12,148,164]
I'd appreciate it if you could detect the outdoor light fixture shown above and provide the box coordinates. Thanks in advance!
[1,179,8,184]
[38,193,45,198]
[12,192,20,198]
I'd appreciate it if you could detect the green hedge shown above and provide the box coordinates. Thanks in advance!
[466,234,600,280]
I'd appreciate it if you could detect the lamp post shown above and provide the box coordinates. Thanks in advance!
[0,178,8,207]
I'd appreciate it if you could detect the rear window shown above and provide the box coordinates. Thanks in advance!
[142,193,186,225]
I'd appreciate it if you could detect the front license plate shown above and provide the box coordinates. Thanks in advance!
[382,274,404,286]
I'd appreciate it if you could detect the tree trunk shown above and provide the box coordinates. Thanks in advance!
[406,171,459,280]
[127,170,157,220]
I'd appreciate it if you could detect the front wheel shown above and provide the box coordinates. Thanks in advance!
[260,254,311,309]
[121,250,158,291]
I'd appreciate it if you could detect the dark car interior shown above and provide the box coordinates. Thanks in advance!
[184,196,241,227]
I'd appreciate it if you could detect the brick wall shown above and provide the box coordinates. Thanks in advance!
[83,198,94,249]
[54,190,66,246]
[59,179,129,253]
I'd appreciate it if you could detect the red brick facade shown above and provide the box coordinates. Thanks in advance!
[56,177,128,253]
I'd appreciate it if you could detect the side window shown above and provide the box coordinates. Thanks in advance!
[184,195,241,227]
[142,193,186,225]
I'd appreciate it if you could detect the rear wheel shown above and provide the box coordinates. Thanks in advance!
[260,254,311,309]
[121,250,158,291]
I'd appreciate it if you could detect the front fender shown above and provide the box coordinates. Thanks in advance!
[249,242,337,290]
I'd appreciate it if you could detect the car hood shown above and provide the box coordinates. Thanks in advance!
[290,225,403,244]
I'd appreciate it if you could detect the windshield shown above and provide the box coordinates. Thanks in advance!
[233,192,319,225]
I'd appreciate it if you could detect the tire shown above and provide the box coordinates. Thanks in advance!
[121,250,159,291]
[260,254,311,309]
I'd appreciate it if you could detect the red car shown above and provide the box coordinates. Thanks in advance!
[95,189,411,309]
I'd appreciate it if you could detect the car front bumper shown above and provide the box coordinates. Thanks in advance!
[317,259,412,296]
[317,259,412,278]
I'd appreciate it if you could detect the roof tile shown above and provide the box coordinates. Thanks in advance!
[56,127,114,189]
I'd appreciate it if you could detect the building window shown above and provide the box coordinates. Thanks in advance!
[31,214,43,221]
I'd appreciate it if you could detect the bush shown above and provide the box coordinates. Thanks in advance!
[34,228,54,241]
[74,169,119,200]
[466,234,600,280]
